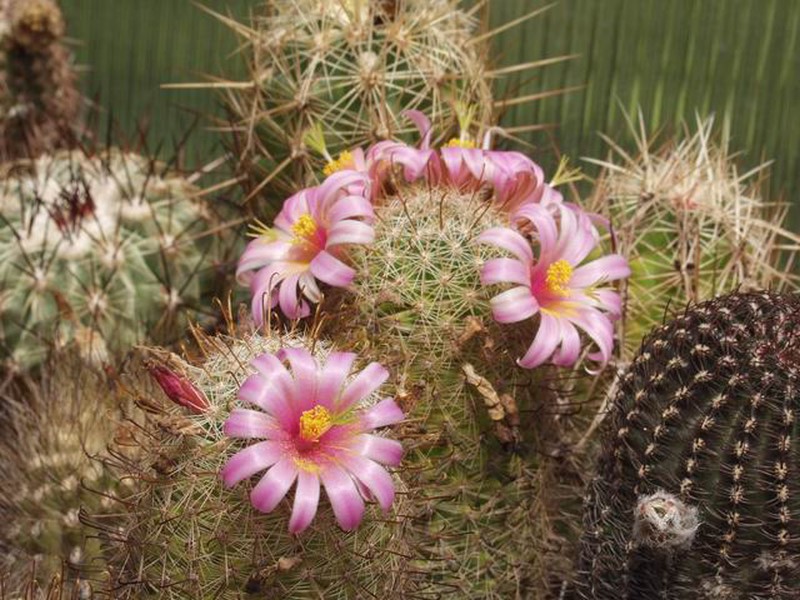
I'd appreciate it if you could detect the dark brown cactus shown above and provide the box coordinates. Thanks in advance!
[0,0,81,158]
[574,291,800,599]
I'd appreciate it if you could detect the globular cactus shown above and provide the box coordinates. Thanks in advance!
[100,327,413,599]
[0,353,132,595]
[0,149,223,369]
[586,116,800,360]
[212,0,561,201]
[574,291,800,599]
[0,0,81,158]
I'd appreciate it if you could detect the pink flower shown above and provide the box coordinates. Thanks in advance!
[479,203,630,368]
[366,110,439,188]
[441,130,548,215]
[237,172,375,322]
[221,348,404,533]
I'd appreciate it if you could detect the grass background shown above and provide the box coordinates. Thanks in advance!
[61,0,799,220]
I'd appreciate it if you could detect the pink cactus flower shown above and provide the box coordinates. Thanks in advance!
[237,172,375,322]
[366,110,439,187]
[479,203,630,369]
[441,129,548,215]
[221,348,405,533]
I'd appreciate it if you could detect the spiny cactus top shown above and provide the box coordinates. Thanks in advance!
[575,290,800,599]
[222,347,405,533]
[0,150,218,368]
[0,0,81,158]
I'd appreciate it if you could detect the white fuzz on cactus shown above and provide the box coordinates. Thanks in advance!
[0,149,221,368]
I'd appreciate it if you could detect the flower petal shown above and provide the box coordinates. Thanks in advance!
[514,203,558,252]
[277,347,318,413]
[551,320,581,368]
[344,456,396,511]
[360,397,404,429]
[570,255,631,288]
[238,374,295,426]
[480,258,530,287]
[320,466,365,531]
[278,273,311,319]
[288,470,321,534]
[569,309,615,365]
[223,408,286,440]
[353,433,404,466]
[221,441,283,488]
[309,251,355,287]
[316,352,357,408]
[327,220,375,246]
[490,286,539,324]
[236,237,291,285]
[518,313,561,368]
[250,458,298,513]
[477,227,533,263]
[339,362,389,411]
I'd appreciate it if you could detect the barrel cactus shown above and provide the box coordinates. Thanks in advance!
[0,149,221,369]
[586,116,800,360]
[101,327,412,599]
[0,0,81,158]
[211,0,563,203]
[0,353,130,595]
[574,290,800,599]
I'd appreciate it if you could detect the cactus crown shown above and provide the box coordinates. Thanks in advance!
[576,291,800,599]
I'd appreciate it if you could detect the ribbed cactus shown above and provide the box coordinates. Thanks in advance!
[0,0,81,158]
[586,116,800,360]
[212,0,562,201]
[0,353,130,595]
[101,328,413,599]
[574,290,800,599]
[322,183,563,596]
[0,149,222,368]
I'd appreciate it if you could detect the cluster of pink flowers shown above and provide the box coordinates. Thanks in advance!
[238,110,630,371]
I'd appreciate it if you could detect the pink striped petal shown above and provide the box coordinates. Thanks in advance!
[316,352,357,408]
[275,189,316,231]
[250,458,298,513]
[518,313,561,368]
[236,238,291,284]
[570,255,631,288]
[221,441,282,487]
[490,286,538,324]
[360,397,404,429]
[551,320,581,367]
[344,456,396,511]
[278,273,310,319]
[223,408,286,440]
[339,362,389,411]
[514,204,558,253]
[320,466,365,531]
[477,227,533,263]
[277,347,318,413]
[309,251,355,287]
[569,309,615,365]
[353,434,404,466]
[328,196,374,223]
[326,220,374,246]
[288,470,321,534]
[298,272,322,304]
[480,258,530,286]
[238,374,295,426]
[402,109,433,148]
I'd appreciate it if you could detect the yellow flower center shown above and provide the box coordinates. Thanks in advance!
[291,213,318,244]
[545,259,573,296]
[299,405,333,441]
[444,138,477,149]
[323,150,354,176]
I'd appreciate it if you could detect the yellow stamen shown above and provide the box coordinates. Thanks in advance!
[247,218,273,239]
[323,150,354,176]
[293,457,322,473]
[299,405,333,441]
[444,138,477,149]
[291,213,317,244]
[545,259,573,296]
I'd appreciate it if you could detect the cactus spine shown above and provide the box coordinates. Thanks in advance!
[575,291,800,599]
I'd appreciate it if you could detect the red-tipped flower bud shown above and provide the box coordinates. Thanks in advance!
[148,363,209,414]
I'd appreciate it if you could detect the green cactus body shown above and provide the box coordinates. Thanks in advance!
[0,354,132,595]
[218,0,495,200]
[104,330,413,599]
[586,118,799,360]
[575,291,800,599]
[0,0,81,158]
[0,150,220,368]
[322,184,561,597]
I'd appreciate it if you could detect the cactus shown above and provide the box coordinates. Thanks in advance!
[0,353,132,595]
[574,290,800,599]
[0,0,81,159]
[100,327,414,599]
[210,0,566,202]
[586,115,800,360]
[0,149,224,369]
[321,182,567,596]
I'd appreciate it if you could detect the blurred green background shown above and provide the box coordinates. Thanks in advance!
[61,0,799,219]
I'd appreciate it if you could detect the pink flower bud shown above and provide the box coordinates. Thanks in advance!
[147,363,209,414]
